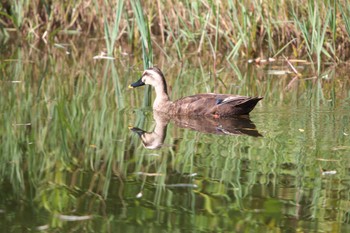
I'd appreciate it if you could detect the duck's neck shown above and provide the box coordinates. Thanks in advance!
[140,112,169,149]
[153,85,172,111]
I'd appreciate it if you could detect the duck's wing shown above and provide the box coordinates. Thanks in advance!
[213,96,263,116]
[172,94,262,116]
[172,94,232,116]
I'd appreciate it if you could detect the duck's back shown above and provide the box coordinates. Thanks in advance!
[170,94,262,117]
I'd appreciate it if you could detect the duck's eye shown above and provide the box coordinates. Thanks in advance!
[216,99,223,105]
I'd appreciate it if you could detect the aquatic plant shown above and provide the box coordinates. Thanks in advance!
[1,1,350,67]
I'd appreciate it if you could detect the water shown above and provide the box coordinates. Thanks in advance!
[1,40,350,232]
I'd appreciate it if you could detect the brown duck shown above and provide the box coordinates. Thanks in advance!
[129,67,263,117]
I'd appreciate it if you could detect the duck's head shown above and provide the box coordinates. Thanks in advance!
[129,67,167,93]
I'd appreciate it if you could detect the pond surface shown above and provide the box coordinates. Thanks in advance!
[1,39,350,232]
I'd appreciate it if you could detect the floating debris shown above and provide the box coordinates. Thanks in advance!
[93,52,115,60]
[316,158,340,162]
[135,172,163,176]
[331,146,350,151]
[165,183,198,188]
[267,70,293,75]
[185,173,198,177]
[13,123,31,126]
[298,128,305,132]
[136,192,143,198]
[248,57,276,64]
[36,225,49,231]
[56,214,93,221]
[322,170,337,176]
[1,80,22,83]
[287,59,308,63]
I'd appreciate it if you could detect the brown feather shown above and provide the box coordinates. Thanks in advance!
[130,67,263,117]
[170,94,262,116]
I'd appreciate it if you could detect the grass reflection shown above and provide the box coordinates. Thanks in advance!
[0,41,350,232]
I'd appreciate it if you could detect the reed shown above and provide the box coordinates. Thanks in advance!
[340,2,350,37]
[103,0,124,54]
[292,0,334,74]
[1,0,350,64]
[1,40,350,232]
[130,0,153,108]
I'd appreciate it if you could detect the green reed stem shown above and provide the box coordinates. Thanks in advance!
[339,1,350,38]
[104,0,124,54]
[130,0,153,107]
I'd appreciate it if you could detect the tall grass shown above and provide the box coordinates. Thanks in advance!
[292,0,334,74]
[1,39,350,231]
[339,2,350,37]
[103,0,124,54]
[1,0,350,65]
[130,0,153,107]
[130,0,153,67]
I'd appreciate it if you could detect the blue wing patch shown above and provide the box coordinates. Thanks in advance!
[216,99,223,105]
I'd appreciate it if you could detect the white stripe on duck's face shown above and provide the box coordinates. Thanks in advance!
[142,68,166,88]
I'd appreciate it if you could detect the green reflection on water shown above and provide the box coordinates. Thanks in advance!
[0,42,350,232]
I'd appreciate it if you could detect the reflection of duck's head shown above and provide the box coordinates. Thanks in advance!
[129,67,263,116]
[129,126,166,150]
[129,113,169,150]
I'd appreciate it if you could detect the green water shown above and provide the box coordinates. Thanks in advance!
[1,41,350,232]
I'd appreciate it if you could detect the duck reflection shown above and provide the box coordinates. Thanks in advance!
[130,112,262,149]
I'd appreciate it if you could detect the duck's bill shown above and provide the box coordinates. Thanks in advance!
[129,126,146,136]
[129,78,145,88]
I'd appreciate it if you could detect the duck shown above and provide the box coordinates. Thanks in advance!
[129,67,263,117]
